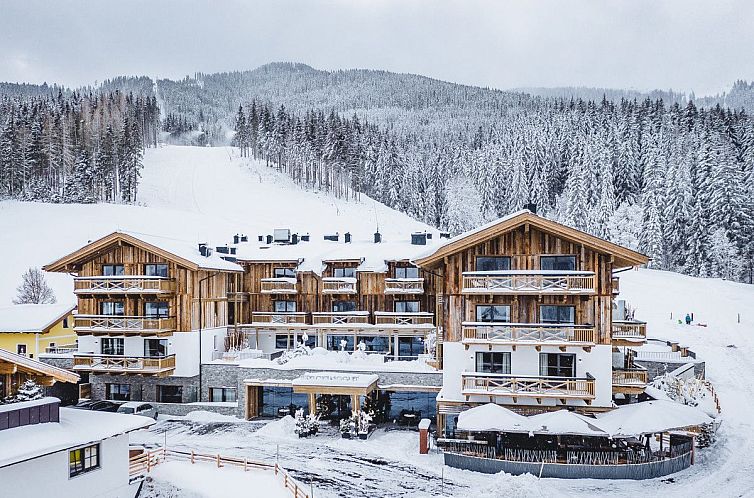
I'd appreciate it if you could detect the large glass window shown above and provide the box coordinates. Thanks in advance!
[332,300,356,312]
[209,387,237,403]
[540,255,577,271]
[145,301,169,318]
[327,334,355,351]
[274,300,296,313]
[274,268,295,278]
[540,305,575,324]
[106,383,130,401]
[144,264,168,277]
[333,267,356,278]
[100,301,124,316]
[275,334,290,349]
[144,339,168,357]
[475,352,511,374]
[388,391,437,421]
[69,444,99,478]
[394,300,420,313]
[357,336,391,353]
[259,386,309,417]
[299,332,316,348]
[475,256,511,272]
[540,353,576,377]
[395,266,419,279]
[101,338,124,356]
[157,385,183,403]
[102,264,124,276]
[475,304,511,322]
[398,336,424,359]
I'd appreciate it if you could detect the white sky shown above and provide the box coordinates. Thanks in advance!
[0,0,751,96]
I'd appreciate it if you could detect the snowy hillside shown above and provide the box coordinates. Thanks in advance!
[0,145,430,305]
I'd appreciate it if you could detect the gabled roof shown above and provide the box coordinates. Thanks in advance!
[43,231,243,273]
[0,348,80,384]
[414,210,649,268]
[0,304,75,334]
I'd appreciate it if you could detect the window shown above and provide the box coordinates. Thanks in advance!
[540,305,575,324]
[540,353,576,378]
[475,352,511,374]
[106,383,130,401]
[144,339,168,357]
[100,301,124,316]
[475,256,511,272]
[333,267,356,278]
[63,318,69,328]
[357,335,390,353]
[475,305,511,322]
[209,387,237,403]
[16,344,26,356]
[395,266,419,279]
[394,300,420,313]
[299,332,316,348]
[144,264,169,277]
[145,301,169,318]
[69,444,99,478]
[327,334,355,351]
[274,267,295,278]
[275,334,290,349]
[540,255,577,271]
[274,300,296,313]
[332,300,356,312]
[102,264,124,276]
[398,336,424,359]
[101,338,124,356]
[157,385,183,403]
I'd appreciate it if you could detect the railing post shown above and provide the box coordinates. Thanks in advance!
[216,453,221,468]
[191,449,195,464]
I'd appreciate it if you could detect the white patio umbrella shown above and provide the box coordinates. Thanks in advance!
[528,409,608,437]
[456,403,533,433]
[596,400,714,437]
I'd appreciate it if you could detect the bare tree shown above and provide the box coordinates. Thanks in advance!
[13,268,56,304]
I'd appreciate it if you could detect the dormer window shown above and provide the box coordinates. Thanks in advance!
[102,264,124,276]
[333,267,355,278]
[540,255,577,271]
[475,256,511,272]
[395,266,419,279]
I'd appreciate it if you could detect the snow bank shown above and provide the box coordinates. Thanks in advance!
[182,410,243,423]
[472,471,565,498]
[255,415,297,439]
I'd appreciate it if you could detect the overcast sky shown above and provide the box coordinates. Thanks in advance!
[0,0,751,96]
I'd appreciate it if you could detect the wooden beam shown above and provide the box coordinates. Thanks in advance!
[0,363,17,374]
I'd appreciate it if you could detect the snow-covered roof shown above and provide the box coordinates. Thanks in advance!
[0,406,153,468]
[292,372,379,389]
[528,410,607,436]
[0,303,75,333]
[456,403,533,433]
[0,349,79,384]
[595,400,714,436]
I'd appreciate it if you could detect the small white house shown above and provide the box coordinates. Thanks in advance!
[0,397,153,498]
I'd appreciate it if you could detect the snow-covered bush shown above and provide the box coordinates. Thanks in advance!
[3,379,44,404]
[275,340,312,364]
[293,408,320,438]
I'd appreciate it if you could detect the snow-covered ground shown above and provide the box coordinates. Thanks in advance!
[0,145,430,305]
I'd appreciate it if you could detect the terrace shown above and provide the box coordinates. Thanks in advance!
[73,353,176,376]
[74,276,176,295]
[74,315,176,336]
[461,372,596,404]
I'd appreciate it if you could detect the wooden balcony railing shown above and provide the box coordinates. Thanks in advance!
[384,278,424,294]
[461,372,596,401]
[260,278,297,294]
[321,277,357,294]
[612,320,647,341]
[462,323,596,345]
[462,271,596,295]
[250,312,308,325]
[374,312,435,326]
[73,354,176,375]
[74,276,175,294]
[74,315,176,334]
[612,368,648,386]
[311,312,370,326]
[44,344,78,354]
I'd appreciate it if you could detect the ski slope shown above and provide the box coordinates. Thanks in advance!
[0,145,430,306]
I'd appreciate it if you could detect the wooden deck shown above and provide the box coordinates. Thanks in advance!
[612,368,648,394]
[321,278,358,294]
[462,372,596,403]
[612,320,647,345]
[73,354,176,376]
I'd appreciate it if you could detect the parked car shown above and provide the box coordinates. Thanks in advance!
[71,400,121,412]
[117,402,158,419]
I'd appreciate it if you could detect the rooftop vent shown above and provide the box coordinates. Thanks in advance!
[411,232,427,245]
[233,234,240,244]
[344,232,352,243]
[216,246,230,254]
[524,202,537,214]
[266,235,273,245]
[230,247,237,255]
[301,233,310,242]
[374,231,382,244]
[426,233,433,240]
[324,233,339,242]
[291,233,299,245]
[240,234,248,242]
[258,235,264,242]
[439,232,451,239]
[199,243,209,257]
[273,229,291,243]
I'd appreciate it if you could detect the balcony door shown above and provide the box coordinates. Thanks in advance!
[475,304,510,323]
[101,338,124,356]
[394,266,419,279]
[274,300,296,313]
[539,305,575,324]
[332,300,356,312]
[394,300,420,313]
[144,339,168,358]
[145,301,169,318]
[100,301,124,316]
[539,353,576,378]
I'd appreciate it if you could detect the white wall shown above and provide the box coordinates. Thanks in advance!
[170,331,199,377]
[0,434,136,498]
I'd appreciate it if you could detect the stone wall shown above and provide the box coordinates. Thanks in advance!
[88,373,200,403]
[637,360,706,381]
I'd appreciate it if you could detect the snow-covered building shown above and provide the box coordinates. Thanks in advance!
[0,397,153,498]
[412,210,649,436]
[0,303,76,359]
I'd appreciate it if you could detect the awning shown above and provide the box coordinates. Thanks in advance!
[291,372,379,396]
[596,400,714,437]
[456,403,533,433]
[528,410,607,437]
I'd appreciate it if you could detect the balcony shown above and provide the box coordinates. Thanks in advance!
[311,312,370,327]
[74,315,176,336]
[321,277,357,294]
[461,372,596,403]
[374,312,434,327]
[384,278,424,295]
[260,278,297,294]
[73,354,176,376]
[612,320,647,344]
[249,312,308,326]
[462,271,596,295]
[74,276,175,295]
[462,323,596,348]
[612,368,648,392]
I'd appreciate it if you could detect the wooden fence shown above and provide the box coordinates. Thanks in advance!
[129,447,310,498]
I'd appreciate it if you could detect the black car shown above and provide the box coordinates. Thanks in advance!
[72,400,121,412]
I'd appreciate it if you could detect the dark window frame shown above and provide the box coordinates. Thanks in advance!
[394,300,420,313]
[101,337,124,356]
[106,383,131,401]
[144,263,169,278]
[475,352,511,374]
[101,264,124,277]
[475,304,511,322]
[539,353,576,378]
[333,267,356,278]
[540,255,577,271]
[209,387,237,403]
[69,443,100,478]
[273,300,296,313]
[100,300,125,316]
[394,266,420,279]
[332,300,357,312]
[144,338,168,357]
[144,301,169,318]
[539,305,576,324]
[274,267,296,278]
[157,385,183,403]
[475,256,511,272]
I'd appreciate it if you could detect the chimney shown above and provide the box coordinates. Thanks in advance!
[344,232,352,243]
[266,235,273,244]
[230,247,237,255]
[258,235,264,242]
[240,234,248,242]
[324,232,339,242]
[291,233,299,245]
[233,234,240,244]
[524,202,537,214]
[374,231,382,243]
[425,232,433,240]
[216,246,229,254]
[198,243,208,257]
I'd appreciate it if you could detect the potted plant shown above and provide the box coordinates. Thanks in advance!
[340,414,357,439]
